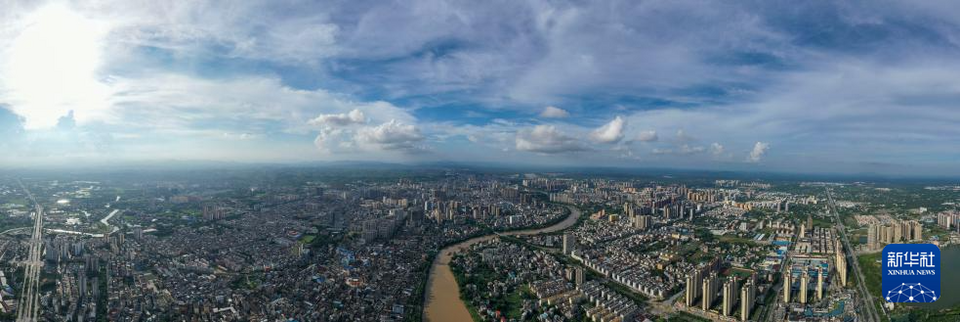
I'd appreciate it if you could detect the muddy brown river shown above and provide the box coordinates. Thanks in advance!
[423,205,581,322]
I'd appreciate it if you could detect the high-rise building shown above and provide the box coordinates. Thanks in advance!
[938,212,959,230]
[202,203,226,220]
[782,271,791,303]
[912,221,923,241]
[703,272,719,311]
[722,278,737,316]
[685,269,703,307]
[575,267,584,286]
[840,257,847,287]
[869,220,923,248]
[816,267,824,301]
[900,221,911,241]
[740,281,756,321]
[835,239,848,287]
[893,224,902,243]
[634,215,651,230]
[807,213,813,231]
[562,232,575,255]
[702,277,712,311]
[799,271,809,304]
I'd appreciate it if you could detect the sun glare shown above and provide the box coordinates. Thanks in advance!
[4,4,110,129]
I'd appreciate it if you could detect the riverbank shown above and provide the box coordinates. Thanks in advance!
[422,205,581,322]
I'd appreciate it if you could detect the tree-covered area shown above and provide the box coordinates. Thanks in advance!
[450,253,536,321]
[832,184,959,213]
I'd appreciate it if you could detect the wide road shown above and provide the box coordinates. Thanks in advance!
[15,179,43,322]
[423,205,581,322]
[825,187,881,322]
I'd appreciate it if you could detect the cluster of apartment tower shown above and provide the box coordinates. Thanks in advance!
[784,240,847,306]
[867,219,923,249]
[938,211,960,230]
[684,259,757,321]
[685,240,848,321]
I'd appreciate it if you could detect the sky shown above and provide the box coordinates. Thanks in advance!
[1,0,960,175]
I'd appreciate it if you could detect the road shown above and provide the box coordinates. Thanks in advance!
[647,289,683,316]
[0,227,31,235]
[15,179,43,322]
[764,251,792,322]
[825,187,881,322]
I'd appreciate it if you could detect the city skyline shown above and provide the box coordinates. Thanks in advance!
[3,0,960,175]
[1,167,954,321]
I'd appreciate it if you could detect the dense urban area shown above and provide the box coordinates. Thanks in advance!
[0,167,957,322]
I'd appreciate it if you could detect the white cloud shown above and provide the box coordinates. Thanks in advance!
[710,142,724,156]
[92,1,340,64]
[675,129,695,142]
[356,120,424,151]
[650,143,707,156]
[651,148,672,155]
[0,67,426,162]
[516,125,585,154]
[313,119,425,153]
[222,132,258,140]
[2,0,960,173]
[539,106,570,118]
[309,109,366,127]
[589,116,625,143]
[2,4,111,129]
[679,144,706,154]
[636,130,658,142]
[313,128,350,152]
[105,74,415,134]
[506,1,786,104]
[748,141,769,162]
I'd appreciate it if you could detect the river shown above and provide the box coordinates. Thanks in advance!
[909,245,960,310]
[423,205,581,322]
[46,208,121,238]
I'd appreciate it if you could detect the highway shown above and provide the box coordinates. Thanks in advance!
[825,187,881,322]
[15,179,43,322]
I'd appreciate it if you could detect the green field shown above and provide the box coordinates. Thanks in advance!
[857,252,889,322]
[857,252,882,299]
[726,267,756,279]
[299,235,316,244]
[718,234,759,246]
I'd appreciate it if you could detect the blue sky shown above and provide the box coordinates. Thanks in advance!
[1,0,960,175]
